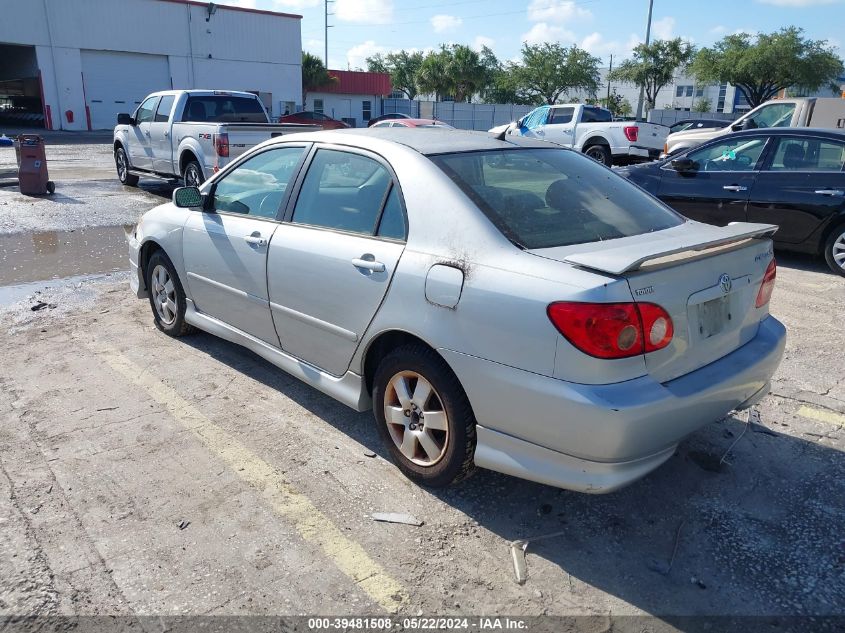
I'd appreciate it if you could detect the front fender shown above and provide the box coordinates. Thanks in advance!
[131,203,193,299]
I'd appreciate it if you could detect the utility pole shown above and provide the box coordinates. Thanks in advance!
[324,0,334,67]
[606,54,613,102]
[635,0,654,121]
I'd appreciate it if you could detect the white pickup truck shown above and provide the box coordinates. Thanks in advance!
[490,104,668,166]
[113,89,315,186]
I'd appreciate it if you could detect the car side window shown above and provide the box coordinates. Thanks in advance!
[769,138,845,172]
[582,107,612,123]
[135,96,159,124]
[548,107,574,125]
[212,147,305,219]
[686,137,769,172]
[744,103,796,129]
[376,186,406,240]
[154,95,175,123]
[292,149,392,235]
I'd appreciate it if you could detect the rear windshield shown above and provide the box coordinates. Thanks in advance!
[182,96,267,123]
[431,149,683,249]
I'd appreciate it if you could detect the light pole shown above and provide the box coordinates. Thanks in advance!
[324,0,334,67]
[635,0,654,121]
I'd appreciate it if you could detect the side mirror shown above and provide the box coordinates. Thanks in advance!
[733,119,754,132]
[516,117,525,127]
[173,186,204,208]
[671,157,697,173]
[117,113,134,126]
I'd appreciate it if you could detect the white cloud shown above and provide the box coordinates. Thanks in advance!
[430,14,463,33]
[527,0,592,23]
[757,0,839,6]
[335,0,393,24]
[710,25,727,35]
[346,40,388,70]
[472,35,496,51]
[652,16,675,40]
[521,22,576,45]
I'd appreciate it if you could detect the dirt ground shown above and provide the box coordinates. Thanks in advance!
[1,138,844,631]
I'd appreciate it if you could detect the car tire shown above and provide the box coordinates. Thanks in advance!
[145,250,194,337]
[183,160,204,187]
[115,146,139,186]
[372,344,476,488]
[584,144,612,167]
[823,223,845,276]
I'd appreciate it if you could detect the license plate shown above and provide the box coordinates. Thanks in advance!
[698,296,730,339]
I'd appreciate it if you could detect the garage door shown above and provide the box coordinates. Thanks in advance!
[81,50,170,129]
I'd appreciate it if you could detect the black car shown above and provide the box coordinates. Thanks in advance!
[619,128,845,275]
[668,118,731,134]
[367,112,412,127]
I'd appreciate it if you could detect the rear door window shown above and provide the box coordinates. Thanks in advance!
[768,137,845,172]
[292,149,393,235]
[548,107,574,125]
[154,95,175,122]
[431,149,682,249]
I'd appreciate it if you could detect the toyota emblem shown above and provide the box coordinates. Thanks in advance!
[719,274,732,294]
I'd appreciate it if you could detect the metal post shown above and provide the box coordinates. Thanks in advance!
[607,54,613,102]
[324,0,333,66]
[635,0,654,121]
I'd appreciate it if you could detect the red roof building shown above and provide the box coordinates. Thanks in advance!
[320,70,392,96]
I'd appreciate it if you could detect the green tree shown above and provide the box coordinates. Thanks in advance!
[691,27,843,108]
[589,89,632,117]
[692,97,711,113]
[608,38,696,111]
[301,52,335,105]
[366,50,424,100]
[514,43,601,105]
[418,45,488,102]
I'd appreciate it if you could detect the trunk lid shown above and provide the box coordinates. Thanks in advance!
[532,221,777,383]
[630,122,668,152]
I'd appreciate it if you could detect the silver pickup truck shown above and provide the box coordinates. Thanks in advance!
[113,89,315,186]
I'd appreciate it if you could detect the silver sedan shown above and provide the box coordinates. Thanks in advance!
[128,128,785,492]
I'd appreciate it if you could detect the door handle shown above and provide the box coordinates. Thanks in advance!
[244,234,267,246]
[163,131,169,137]
[815,189,844,196]
[352,257,385,272]
[722,185,748,192]
[144,130,151,137]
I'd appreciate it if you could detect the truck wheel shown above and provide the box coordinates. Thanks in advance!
[584,144,612,167]
[183,161,204,187]
[115,147,139,186]
[824,223,845,276]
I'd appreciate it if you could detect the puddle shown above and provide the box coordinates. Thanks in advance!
[0,225,133,286]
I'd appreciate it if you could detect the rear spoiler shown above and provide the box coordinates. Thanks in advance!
[564,222,778,275]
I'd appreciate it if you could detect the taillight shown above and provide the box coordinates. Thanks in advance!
[637,302,674,352]
[547,302,673,359]
[623,126,638,142]
[755,258,777,308]
[213,132,229,157]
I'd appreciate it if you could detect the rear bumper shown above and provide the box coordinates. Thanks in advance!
[441,316,786,492]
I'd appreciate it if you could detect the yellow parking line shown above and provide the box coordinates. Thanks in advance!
[797,406,845,427]
[98,347,408,612]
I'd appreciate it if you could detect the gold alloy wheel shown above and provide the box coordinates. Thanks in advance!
[383,370,449,466]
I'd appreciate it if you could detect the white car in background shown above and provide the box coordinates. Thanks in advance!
[490,104,668,166]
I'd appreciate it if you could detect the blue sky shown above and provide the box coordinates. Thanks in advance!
[222,0,844,71]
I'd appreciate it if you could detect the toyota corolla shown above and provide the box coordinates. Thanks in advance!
[127,128,785,493]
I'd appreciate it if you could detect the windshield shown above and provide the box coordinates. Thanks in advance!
[431,149,684,249]
[182,96,268,123]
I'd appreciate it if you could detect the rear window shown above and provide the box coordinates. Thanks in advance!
[182,96,267,123]
[430,149,683,249]
[582,107,612,123]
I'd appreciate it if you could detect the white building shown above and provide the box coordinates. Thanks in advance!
[305,70,392,128]
[0,0,303,130]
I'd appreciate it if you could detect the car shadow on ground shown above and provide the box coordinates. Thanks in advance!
[776,251,834,275]
[180,331,845,620]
